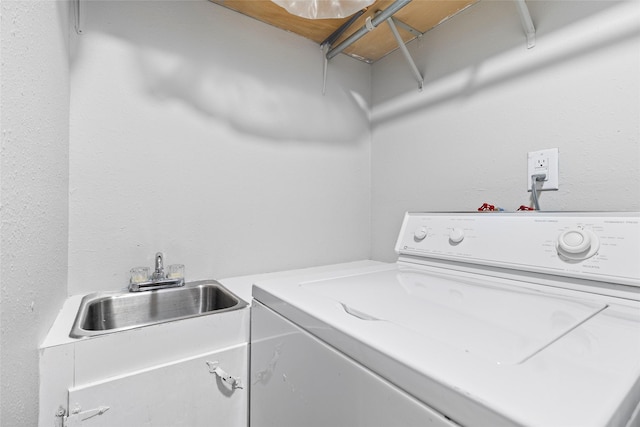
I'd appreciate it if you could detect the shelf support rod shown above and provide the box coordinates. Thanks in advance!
[321,8,368,48]
[73,0,85,35]
[386,17,423,90]
[320,8,367,95]
[326,0,413,60]
[515,0,535,48]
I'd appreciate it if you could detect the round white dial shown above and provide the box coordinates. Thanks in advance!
[556,228,600,260]
[414,227,428,241]
[449,228,464,243]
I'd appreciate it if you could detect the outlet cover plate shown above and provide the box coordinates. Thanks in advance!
[527,148,559,191]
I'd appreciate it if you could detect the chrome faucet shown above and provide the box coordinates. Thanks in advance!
[129,251,185,292]
[151,252,165,281]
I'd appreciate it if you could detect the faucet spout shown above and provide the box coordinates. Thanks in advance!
[152,252,165,280]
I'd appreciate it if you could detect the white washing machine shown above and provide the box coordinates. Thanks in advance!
[250,212,640,427]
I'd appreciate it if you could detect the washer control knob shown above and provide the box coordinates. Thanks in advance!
[449,228,464,243]
[414,227,428,241]
[556,228,600,260]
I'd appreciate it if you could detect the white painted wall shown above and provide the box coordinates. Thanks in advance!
[68,0,372,295]
[370,0,640,261]
[0,0,70,425]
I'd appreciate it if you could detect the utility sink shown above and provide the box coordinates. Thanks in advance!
[70,280,248,338]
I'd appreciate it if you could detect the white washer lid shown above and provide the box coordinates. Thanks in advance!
[302,267,606,365]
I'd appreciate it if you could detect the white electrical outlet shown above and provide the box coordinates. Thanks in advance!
[527,148,559,191]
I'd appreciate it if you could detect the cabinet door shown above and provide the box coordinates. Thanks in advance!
[67,344,247,427]
[251,303,456,427]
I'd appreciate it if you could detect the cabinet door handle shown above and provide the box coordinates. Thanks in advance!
[206,361,243,389]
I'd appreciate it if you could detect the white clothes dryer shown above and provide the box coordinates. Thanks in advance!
[250,212,640,427]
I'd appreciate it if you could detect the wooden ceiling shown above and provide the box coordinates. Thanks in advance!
[209,0,478,62]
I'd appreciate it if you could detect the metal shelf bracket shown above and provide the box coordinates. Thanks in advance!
[515,0,535,48]
[73,0,84,35]
[390,17,422,39]
[386,17,424,91]
[326,0,412,60]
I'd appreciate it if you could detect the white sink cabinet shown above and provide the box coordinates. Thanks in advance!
[39,294,249,427]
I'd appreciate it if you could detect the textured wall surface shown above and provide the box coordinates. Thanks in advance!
[370,0,640,260]
[68,0,372,295]
[0,0,70,425]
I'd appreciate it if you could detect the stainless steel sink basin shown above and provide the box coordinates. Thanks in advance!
[70,280,248,338]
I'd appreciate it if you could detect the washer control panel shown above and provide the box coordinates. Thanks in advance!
[395,212,640,287]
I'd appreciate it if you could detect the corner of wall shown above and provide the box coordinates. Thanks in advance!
[0,0,70,424]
